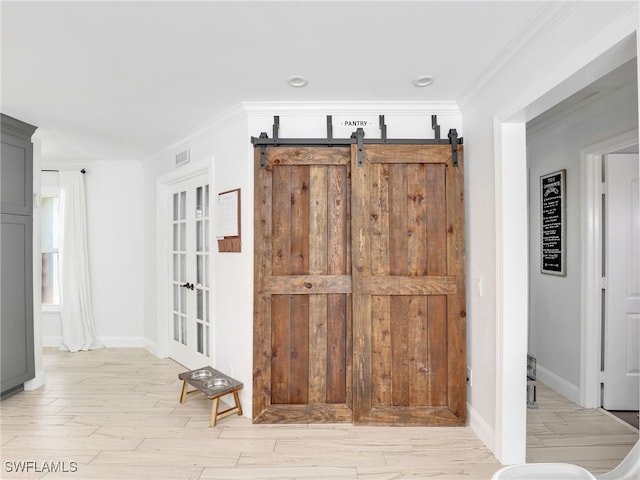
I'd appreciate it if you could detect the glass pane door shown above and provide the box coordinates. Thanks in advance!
[172,190,187,346]
[168,173,211,368]
[195,184,210,357]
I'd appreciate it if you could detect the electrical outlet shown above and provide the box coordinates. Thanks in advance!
[466,367,472,387]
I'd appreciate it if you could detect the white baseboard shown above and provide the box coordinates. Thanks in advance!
[99,336,146,348]
[42,336,146,349]
[144,339,167,358]
[467,402,495,455]
[536,364,581,404]
[43,336,62,348]
[23,370,46,391]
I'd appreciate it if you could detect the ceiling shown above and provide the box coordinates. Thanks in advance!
[0,1,632,161]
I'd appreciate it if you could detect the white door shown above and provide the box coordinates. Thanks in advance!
[168,173,212,369]
[604,153,640,410]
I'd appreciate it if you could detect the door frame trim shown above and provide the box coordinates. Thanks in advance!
[494,120,529,464]
[580,130,638,409]
[154,157,214,359]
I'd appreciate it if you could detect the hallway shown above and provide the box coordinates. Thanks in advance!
[527,382,638,475]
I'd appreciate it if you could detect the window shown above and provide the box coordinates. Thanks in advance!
[41,193,60,306]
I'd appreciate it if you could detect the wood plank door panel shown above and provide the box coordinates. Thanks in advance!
[351,144,466,425]
[254,147,353,423]
[254,142,466,426]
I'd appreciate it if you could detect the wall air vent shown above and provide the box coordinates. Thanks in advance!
[175,148,190,167]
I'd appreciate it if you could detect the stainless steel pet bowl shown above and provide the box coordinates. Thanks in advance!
[202,378,231,389]
[191,369,213,380]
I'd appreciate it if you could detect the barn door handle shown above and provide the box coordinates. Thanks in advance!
[181,282,194,290]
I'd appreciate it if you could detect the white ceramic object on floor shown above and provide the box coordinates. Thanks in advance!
[492,440,640,480]
[491,463,596,479]
[596,440,640,480]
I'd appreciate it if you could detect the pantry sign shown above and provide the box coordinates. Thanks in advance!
[333,116,378,137]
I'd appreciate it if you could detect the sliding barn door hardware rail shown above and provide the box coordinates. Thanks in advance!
[379,115,387,140]
[252,115,462,168]
[432,114,441,140]
[355,128,365,166]
[272,115,279,140]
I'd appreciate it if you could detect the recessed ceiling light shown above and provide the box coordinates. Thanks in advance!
[413,75,434,87]
[287,75,308,88]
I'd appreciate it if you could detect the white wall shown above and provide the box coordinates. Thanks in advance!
[40,162,145,347]
[527,64,638,402]
[25,133,45,391]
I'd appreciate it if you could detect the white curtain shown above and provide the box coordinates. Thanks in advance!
[58,171,103,352]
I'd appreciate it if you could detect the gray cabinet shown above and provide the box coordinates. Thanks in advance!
[1,113,37,397]
[1,116,33,215]
[1,214,34,393]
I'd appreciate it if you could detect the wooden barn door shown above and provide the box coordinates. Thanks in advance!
[254,142,465,425]
[351,144,466,426]
[253,147,353,423]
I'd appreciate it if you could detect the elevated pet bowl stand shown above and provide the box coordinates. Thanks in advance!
[178,366,243,426]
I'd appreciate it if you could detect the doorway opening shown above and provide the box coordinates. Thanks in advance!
[602,149,640,429]
[523,58,638,463]
[587,146,639,422]
[496,32,638,464]
[579,132,639,411]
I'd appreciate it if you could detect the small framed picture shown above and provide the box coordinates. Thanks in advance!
[216,188,241,252]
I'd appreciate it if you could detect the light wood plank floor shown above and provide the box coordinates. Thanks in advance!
[1,348,637,479]
[1,348,500,479]
[527,382,639,475]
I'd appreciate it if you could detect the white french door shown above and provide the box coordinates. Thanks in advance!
[168,173,211,369]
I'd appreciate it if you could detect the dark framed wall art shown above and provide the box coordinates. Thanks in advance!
[540,169,566,276]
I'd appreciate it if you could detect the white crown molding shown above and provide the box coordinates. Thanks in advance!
[40,160,140,171]
[141,103,247,165]
[526,89,603,135]
[526,72,636,135]
[241,100,461,116]
[457,2,579,110]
